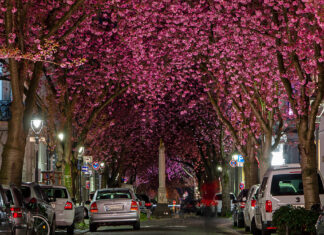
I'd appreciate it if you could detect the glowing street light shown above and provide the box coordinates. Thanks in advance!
[31,116,44,183]
[31,118,43,135]
[58,133,64,141]
[78,146,84,155]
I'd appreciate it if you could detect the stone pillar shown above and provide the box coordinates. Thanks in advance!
[154,139,169,217]
[158,139,167,203]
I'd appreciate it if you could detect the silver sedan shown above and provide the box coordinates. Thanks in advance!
[89,188,140,232]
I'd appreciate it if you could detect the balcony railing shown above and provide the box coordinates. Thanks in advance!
[0,100,11,121]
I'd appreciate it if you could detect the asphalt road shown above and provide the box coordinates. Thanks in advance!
[55,216,248,235]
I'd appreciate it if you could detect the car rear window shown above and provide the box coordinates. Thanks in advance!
[5,190,13,205]
[271,173,324,196]
[97,191,131,200]
[20,187,31,199]
[42,188,68,199]
[13,188,23,207]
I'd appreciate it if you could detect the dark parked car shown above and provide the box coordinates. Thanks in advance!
[21,182,56,234]
[181,199,198,213]
[136,194,153,212]
[0,184,32,234]
[233,189,249,228]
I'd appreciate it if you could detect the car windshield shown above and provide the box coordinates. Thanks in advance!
[42,188,68,199]
[271,173,324,196]
[97,190,131,200]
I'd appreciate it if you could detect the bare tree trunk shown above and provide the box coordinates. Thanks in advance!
[221,154,231,216]
[259,133,272,182]
[0,102,26,185]
[298,121,320,210]
[244,137,259,188]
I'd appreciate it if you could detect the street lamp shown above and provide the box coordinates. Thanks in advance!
[31,117,44,183]
[58,133,64,142]
[78,146,84,155]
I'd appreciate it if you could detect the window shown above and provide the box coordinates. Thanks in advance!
[21,187,31,199]
[96,190,131,200]
[271,174,324,196]
[13,188,23,207]
[260,177,268,195]
[42,188,68,199]
[5,190,13,205]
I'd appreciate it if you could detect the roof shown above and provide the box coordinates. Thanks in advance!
[98,188,131,192]
[39,185,67,189]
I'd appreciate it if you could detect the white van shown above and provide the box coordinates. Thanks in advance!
[254,164,324,235]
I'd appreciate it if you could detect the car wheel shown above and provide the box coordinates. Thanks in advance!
[51,216,56,234]
[233,214,237,227]
[84,208,89,219]
[251,219,260,235]
[67,224,74,234]
[90,223,97,232]
[133,221,140,230]
[261,227,271,235]
[237,218,244,228]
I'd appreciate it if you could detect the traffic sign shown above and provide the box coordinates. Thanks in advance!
[229,160,237,167]
[239,182,245,190]
[86,180,90,189]
[92,162,100,171]
[237,155,244,163]
[81,166,88,172]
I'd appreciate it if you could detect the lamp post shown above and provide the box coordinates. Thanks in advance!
[31,117,44,183]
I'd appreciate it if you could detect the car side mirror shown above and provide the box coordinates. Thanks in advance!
[85,200,91,205]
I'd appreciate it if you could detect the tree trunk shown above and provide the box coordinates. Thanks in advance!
[101,166,108,189]
[298,121,320,210]
[259,133,272,182]
[244,138,259,188]
[244,159,259,189]
[0,101,26,185]
[221,158,231,216]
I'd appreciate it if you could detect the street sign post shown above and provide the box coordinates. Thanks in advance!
[229,160,237,167]
[92,162,100,171]
[81,166,88,173]
[237,155,244,167]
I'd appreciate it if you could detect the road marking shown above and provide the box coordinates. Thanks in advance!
[165,225,187,228]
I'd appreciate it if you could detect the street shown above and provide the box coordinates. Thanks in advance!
[56,216,247,235]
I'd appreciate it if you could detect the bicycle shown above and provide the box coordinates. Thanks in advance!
[28,214,50,235]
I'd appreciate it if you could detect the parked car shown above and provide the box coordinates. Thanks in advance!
[20,182,56,234]
[89,188,140,232]
[316,208,324,235]
[40,185,84,234]
[84,191,95,219]
[243,184,260,233]
[199,198,218,217]
[0,184,32,234]
[135,194,146,212]
[181,199,198,213]
[136,194,153,212]
[233,189,249,228]
[214,192,236,215]
[254,164,324,235]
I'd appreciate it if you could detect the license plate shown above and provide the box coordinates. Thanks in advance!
[292,204,304,208]
[105,205,123,212]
